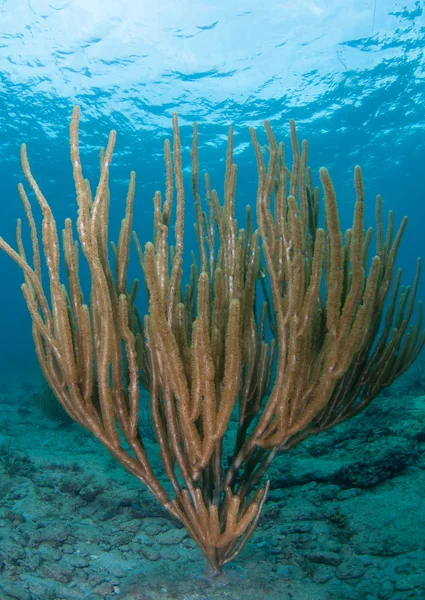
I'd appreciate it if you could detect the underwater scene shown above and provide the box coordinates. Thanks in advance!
[0,1,425,599]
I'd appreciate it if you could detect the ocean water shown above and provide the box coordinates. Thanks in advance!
[0,2,424,600]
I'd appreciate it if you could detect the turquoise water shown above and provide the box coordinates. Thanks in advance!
[0,2,425,599]
[0,1,424,373]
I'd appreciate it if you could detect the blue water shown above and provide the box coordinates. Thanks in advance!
[0,1,424,373]
[0,3,425,598]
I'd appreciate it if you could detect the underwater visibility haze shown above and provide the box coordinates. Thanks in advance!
[0,2,425,600]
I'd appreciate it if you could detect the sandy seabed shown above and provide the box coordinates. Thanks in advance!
[1,365,425,600]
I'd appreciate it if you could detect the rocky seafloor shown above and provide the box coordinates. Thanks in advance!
[1,363,425,600]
